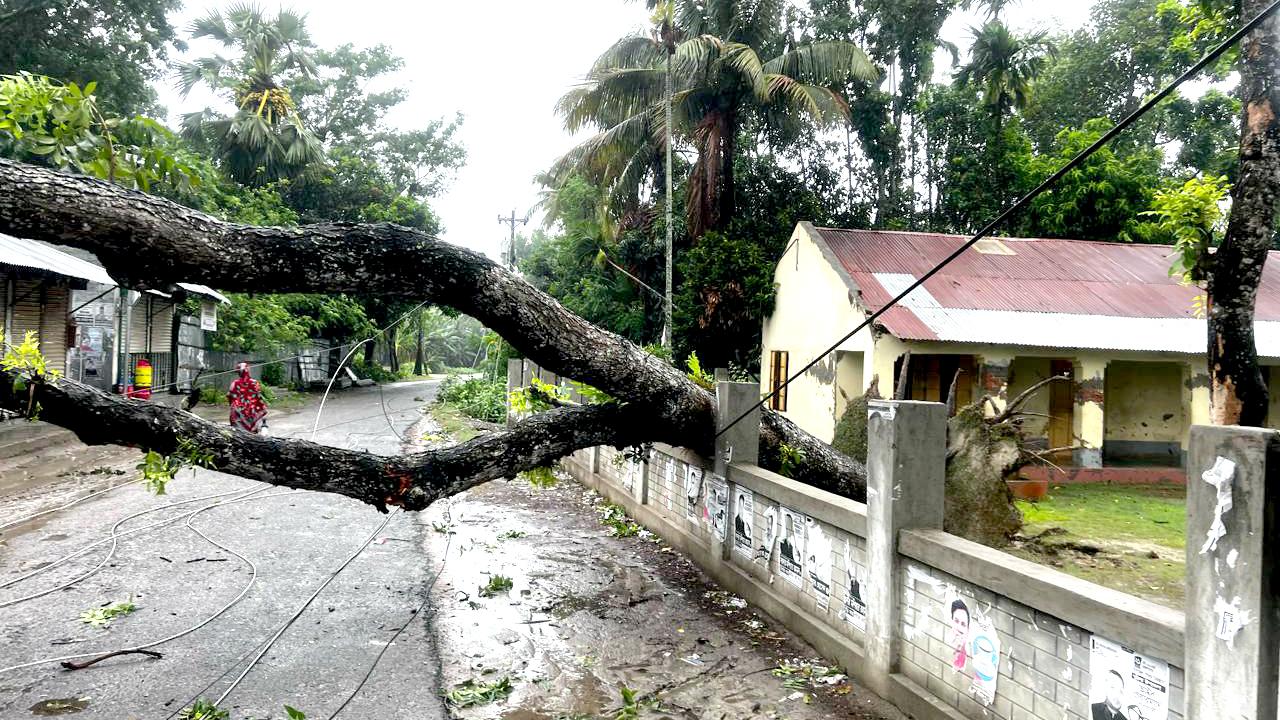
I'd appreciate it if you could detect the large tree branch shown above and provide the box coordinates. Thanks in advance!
[0,159,865,501]
[1,373,662,511]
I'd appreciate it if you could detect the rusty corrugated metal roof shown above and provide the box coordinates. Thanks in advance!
[812,227,1280,355]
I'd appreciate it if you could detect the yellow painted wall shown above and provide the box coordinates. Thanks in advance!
[1104,361,1186,445]
[834,350,864,421]
[761,224,877,442]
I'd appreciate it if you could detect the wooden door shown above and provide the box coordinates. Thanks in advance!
[1048,359,1074,453]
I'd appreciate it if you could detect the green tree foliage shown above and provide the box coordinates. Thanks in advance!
[1016,119,1165,241]
[674,228,776,371]
[176,5,324,185]
[1141,175,1231,283]
[0,0,183,116]
[553,0,876,238]
[0,73,199,193]
[956,21,1054,124]
[522,177,664,343]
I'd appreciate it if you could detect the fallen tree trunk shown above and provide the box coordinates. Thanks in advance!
[0,159,865,507]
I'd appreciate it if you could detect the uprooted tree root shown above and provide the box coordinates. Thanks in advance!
[834,374,1071,548]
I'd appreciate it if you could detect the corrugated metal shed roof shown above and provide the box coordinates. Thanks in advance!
[811,227,1280,355]
[0,232,115,286]
[1,234,231,304]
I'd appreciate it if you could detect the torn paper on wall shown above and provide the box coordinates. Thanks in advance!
[840,540,868,631]
[1214,595,1252,648]
[684,466,703,524]
[778,506,807,588]
[664,460,675,510]
[1199,455,1235,555]
[756,504,778,565]
[732,487,754,558]
[705,475,728,541]
[805,517,833,610]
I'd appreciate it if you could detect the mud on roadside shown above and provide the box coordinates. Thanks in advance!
[418,473,906,720]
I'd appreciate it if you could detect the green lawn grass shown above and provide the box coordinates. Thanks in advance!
[1006,483,1186,608]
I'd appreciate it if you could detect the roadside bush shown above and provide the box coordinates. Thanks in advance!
[438,375,506,424]
[199,385,225,406]
[831,394,869,463]
[261,361,285,387]
[351,358,400,383]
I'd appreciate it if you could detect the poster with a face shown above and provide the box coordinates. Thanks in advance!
[684,467,703,523]
[777,506,806,588]
[941,588,1001,707]
[732,487,754,557]
[1089,635,1169,720]
[943,589,972,672]
[705,475,728,541]
[664,460,675,510]
[840,541,867,631]
[967,615,1000,706]
[756,505,778,565]
[805,517,833,609]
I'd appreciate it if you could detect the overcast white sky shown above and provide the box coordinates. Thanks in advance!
[155,1,1097,261]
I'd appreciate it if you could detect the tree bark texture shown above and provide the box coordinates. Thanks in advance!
[0,159,866,509]
[1207,2,1280,426]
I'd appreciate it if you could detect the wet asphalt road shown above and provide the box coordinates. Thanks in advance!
[0,381,447,720]
[1,382,907,720]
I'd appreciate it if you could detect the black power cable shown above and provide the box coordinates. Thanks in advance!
[715,0,1280,441]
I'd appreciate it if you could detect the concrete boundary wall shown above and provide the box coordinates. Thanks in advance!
[546,389,1197,720]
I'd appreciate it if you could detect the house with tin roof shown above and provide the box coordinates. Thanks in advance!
[761,222,1280,469]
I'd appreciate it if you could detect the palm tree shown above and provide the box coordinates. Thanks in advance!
[174,3,323,185]
[955,21,1053,127]
[553,0,876,240]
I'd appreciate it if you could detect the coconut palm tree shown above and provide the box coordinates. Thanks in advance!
[174,3,323,185]
[955,20,1053,126]
[552,0,876,240]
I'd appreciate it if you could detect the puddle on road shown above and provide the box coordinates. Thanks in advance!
[29,698,89,716]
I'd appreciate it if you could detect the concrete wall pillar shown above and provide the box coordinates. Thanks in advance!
[717,382,760,562]
[1072,357,1106,468]
[1185,425,1280,720]
[505,358,522,427]
[977,353,1014,416]
[864,399,946,697]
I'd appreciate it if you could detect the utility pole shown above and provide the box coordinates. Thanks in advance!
[658,1,676,350]
[497,208,530,270]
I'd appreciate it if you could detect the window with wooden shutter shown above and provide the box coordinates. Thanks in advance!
[769,350,789,411]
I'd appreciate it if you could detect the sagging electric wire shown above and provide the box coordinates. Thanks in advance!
[326,503,454,719]
[713,0,1280,442]
[0,486,294,675]
[0,485,261,594]
[0,477,145,533]
[161,509,403,719]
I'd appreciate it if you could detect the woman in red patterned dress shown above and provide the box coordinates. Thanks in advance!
[227,362,267,434]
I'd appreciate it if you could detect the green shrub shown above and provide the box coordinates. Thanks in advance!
[831,394,869,463]
[261,361,285,387]
[351,358,399,383]
[437,375,506,423]
[199,386,226,406]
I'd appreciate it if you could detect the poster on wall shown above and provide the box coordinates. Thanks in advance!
[756,505,778,565]
[840,540,867,631]
[778,506,807,588]
[805,517,833,610]
[200,300,218,331]
[622,458,638,493]
[966,615,1000,705]
[732,488,754,557]
[664,461,675,510]
[1089,635,1170,720]
[705,475,728,541]
[941,588,1001,707]
[684,467,703,523]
